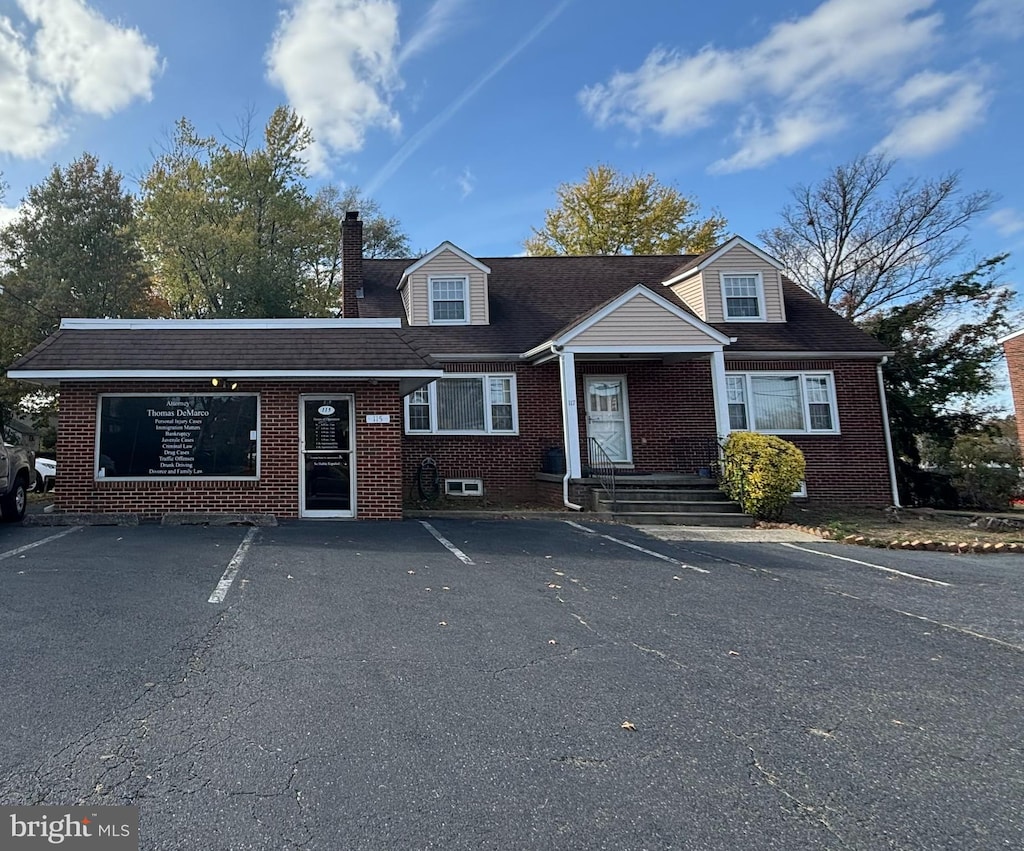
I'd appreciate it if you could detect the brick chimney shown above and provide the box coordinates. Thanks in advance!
[341,210,363,318]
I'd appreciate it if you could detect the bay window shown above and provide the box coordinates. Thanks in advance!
[725,372,839,434]
[406,374,518,434]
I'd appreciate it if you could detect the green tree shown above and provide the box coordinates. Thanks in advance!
[524,164,727,256]
[860,256,1016,505]
[302,185,410,315]
[0,155,154,427]
[760,154,994,321]
[140,109,410,318]
[141,108,318,318]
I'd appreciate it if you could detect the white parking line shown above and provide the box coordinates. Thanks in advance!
[208,527,258,603]
[563,520,709,574]
[890,608,1024,653]
[779,542,952,587]
[420,521,475,565]
[0,527,82,562]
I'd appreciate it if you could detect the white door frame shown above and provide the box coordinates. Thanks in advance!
[584,375,633,464]
[299,394,356,518]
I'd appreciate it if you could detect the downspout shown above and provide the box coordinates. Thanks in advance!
[557,347,583,510]
[877,356,902,507]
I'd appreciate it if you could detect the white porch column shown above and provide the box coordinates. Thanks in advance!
[559,351,582,478]
[709,348,730,443]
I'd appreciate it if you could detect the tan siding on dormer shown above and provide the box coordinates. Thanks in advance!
[699,244,786,322]
[404,248,489,325]
[401,282,412,320]
[570,295,721,347]
[669,275,707,320]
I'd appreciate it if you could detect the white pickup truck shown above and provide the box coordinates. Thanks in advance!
[0,441,34,522]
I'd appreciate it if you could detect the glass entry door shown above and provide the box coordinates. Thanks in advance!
[300,396,354,518]
[585,376,632,463]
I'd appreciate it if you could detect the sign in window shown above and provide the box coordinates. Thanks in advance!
[97,395,258,480]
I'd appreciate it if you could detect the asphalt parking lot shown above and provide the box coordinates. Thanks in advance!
[1,519,1022,850]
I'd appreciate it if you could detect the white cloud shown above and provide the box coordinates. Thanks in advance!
[969,0,1024,39]
[20,0,161,115]
[456,167,474,198]
[989,208,1024,237]
[0,204,23,229]
[0,18,60,157]
[267,0,403,172]
[580,0,945,170]
[710,112,843,174]
[0,1,159,158]
[875,70,990,157]
[398,0,469,65]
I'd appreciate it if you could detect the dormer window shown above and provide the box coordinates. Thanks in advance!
[430,276,469,324]
[722,273,765,321]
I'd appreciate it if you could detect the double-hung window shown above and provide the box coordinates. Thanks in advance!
[406,374,517,434]
[722,273,764,320]
[725,372,839,434]
[430,276,469,324]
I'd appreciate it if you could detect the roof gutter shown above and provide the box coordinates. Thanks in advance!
[723,350,896,360]
[557,346,582,511]
[877,356,902,508]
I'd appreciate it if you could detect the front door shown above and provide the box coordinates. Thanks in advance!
[300,396,355,518]
[585,376,631,463]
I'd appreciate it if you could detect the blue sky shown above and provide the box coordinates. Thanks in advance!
[1,0,1023,269]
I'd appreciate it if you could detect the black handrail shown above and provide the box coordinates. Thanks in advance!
[588,437,617,510]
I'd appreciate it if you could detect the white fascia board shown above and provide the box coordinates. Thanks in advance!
[427,353,526,361]
[564,345,723,354]
[559,284,733,346]
[398,241,491,288]
[661,236,783,287]
[722,350,894,360]
[997,327,1024,345]
[59,318,403,330]
[6,369,444,381]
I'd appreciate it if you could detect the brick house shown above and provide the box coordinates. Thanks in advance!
[1000,326,1024,449]
[7,213,899,520]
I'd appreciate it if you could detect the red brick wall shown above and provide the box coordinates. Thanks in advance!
[402,362,564,504]
[576,360,717,474]
[1004,336,1024,449]
[727,360,892,506]
[401,357,892,508]
[55,380,403,519]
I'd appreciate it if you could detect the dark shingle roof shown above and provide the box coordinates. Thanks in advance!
[362,255,887,356]
[9,327,438,373]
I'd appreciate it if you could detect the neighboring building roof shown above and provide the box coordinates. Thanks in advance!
[361,254,888,357]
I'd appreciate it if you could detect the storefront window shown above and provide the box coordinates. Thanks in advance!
[97,394,259,480]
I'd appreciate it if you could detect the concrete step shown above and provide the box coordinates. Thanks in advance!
[612,488,727,502]
[599,499,744,514]
[609,511,754,527]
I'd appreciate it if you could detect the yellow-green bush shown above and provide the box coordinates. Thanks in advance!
[719,432,805,520]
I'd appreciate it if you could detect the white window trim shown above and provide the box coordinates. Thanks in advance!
[720,271,767,322]
[725,371,841,435]
[405,373,519,435]
[428,275,470,325]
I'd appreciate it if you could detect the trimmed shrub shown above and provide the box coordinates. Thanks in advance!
[720,432,805,520]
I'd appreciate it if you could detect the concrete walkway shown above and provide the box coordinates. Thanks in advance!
[637,525,822,543]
